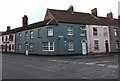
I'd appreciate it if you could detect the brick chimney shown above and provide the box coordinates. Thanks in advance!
[67,5,74,13]
[7,26,11,31]
[118,15,120,19]
[22,15,28,27]
[91,8,97,16]
[107,12,113,18]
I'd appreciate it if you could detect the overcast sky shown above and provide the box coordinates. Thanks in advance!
[0,0,119,31]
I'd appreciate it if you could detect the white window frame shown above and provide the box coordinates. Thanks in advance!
[29,43,34,52]
[93,27,98,36]
[80,26,86,36]
[114,28,118,36]
[30,31,34,39]
[94,39,99,50]
[103,27,108,37]
[67,26,73,36]
[115,41,119,49]
[42,42,54,51]
[18,44,21,51]
[19,33,21,40]
[25,31,28,40]
[68,41,74,51]
[47,28,53,37]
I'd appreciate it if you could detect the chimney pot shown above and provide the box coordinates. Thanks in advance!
[91,8,97,16]
[7,26,11,31]
[107,12,113,18]
[22,15,28,27]
[67,5,74,13]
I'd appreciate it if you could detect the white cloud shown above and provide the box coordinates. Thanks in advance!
[0,0,119,31]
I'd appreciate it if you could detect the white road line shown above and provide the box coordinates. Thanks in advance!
[97,64,106,67]
[71,62,77,64]
[48,59,118,69]
[87,60,116,64]
[108,65,118,68]
[63,61,69,63]
[4,60,17,64]
[85,63,96,65]
[24,65,55,72]
[78,62,84,64]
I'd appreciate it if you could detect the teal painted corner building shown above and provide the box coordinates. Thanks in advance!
[15,21,87,55]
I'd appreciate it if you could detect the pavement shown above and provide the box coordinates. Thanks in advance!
[2,52,119,59]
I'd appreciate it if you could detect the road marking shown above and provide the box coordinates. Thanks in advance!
[24,65,56,72]
[48,59,118,69]
[71,62,77,64]
[48,59,83,64]
[85,63,96,65]
[4,60,17,64]
[87,60,116,64]
[97,64,106,67]
[63,61,69,63]
[78,62,84,64]
[108,65,118,68]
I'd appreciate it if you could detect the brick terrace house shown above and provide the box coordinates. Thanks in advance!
[44,6,119,54]
[2,26,15,53]
[106,13,120,53]
[1,6,120,55]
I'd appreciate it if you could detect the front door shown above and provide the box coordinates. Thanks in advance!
[5,44,7,52]
[81,40,87,55]
[25,43,28,55]
[105,40,109,53]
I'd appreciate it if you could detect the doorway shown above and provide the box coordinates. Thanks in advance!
[5,44,7,52]
[25,43,28,55]
[81,40,87,55]
[105,40,109,53]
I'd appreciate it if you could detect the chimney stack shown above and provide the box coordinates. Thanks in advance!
[118,15,120,19]
[7,26,11,31]
[67,5,74,13]
[91,8,97,17]
[107,12,113,19]
[22,15,28,27]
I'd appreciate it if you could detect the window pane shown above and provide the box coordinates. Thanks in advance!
[80,30,86,36]
[114,28,118,36]
[48,28,53,36]
[18,44,21,51]
[30,31,33,39]
[94,40,99,50]
[25,32,28,39]
[80,26,86,30]
[42,42,49,51]
[93,27,98,36]
[115,41,119,49]
[68,41,74,51]
[42,42,54,51]
[67,26,73,35]
[103,27,108,37]
[29,43,33,52]
[19,33,21,40]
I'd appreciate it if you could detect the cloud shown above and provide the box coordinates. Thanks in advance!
[0,0,119,31]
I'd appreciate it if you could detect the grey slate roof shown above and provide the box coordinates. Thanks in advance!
[2,19,57,35]
[47,9,119,26]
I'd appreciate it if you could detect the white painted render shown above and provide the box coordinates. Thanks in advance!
[2,34,15,52]
[86,25,111,53]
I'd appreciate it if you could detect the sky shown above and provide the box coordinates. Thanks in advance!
[0,0,120,31]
